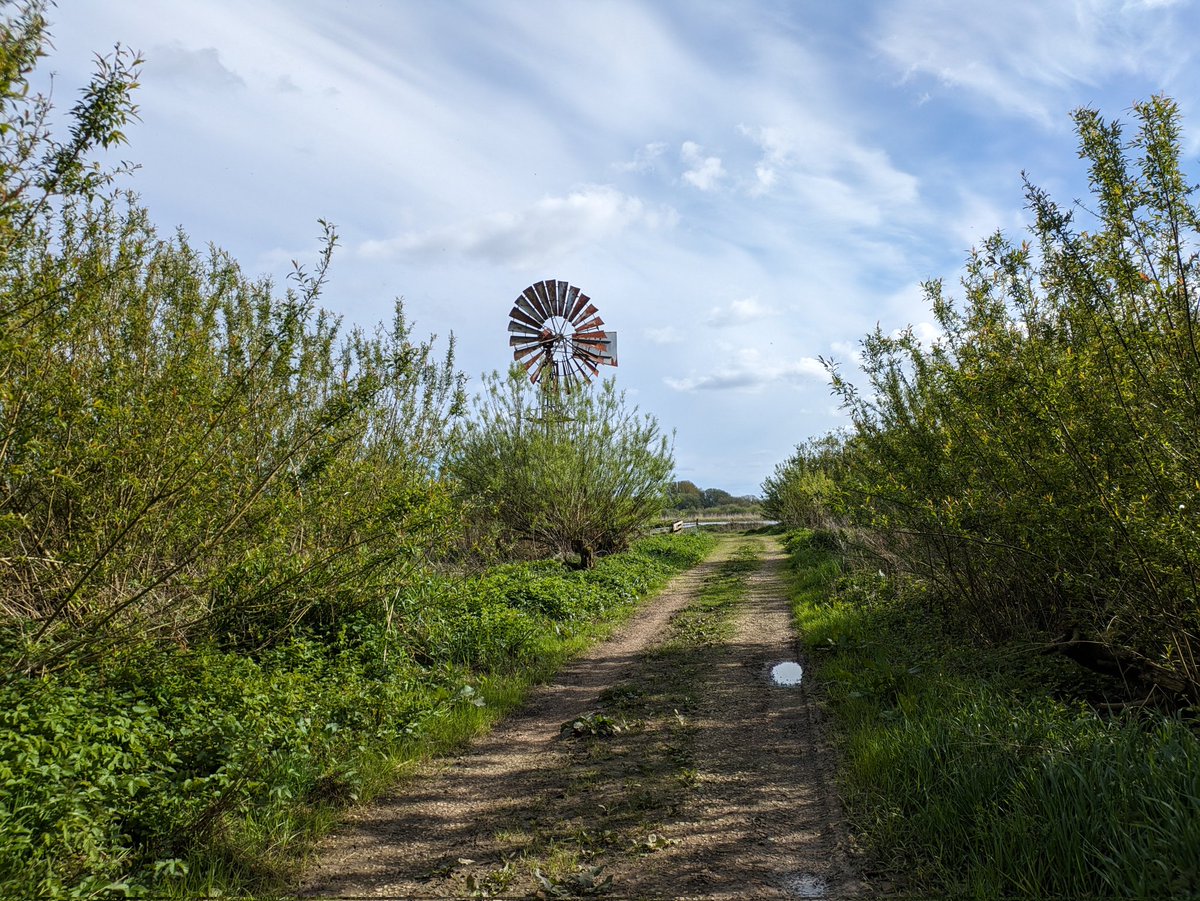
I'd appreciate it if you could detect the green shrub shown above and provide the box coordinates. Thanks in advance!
[0,532,712,897]
[787,532,1200,898]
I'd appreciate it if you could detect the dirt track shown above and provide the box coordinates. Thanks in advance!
[300,535,859,899]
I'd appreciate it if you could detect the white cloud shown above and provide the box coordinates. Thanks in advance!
[706,297,776,327]
[645,325,683,344]
[616,141,668,173]
[359,186,678,268]
[665,347,826,392]
[737,122,919,223]
[681,141,726,191]
[147,42,245,90]
[873,0,1189,123]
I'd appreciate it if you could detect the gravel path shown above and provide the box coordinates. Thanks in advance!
[300,535,859,899]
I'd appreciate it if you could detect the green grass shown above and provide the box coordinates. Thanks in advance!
[0,531,716,900]
[663,542,759,648]
[786,529,1200,899]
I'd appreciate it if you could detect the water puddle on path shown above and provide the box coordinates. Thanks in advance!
[769,661,804,686]
[784,872,827,898]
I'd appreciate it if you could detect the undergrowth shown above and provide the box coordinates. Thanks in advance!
[785,529,1200,899]
[0,531,715,899]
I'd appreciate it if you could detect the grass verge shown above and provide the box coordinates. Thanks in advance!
[785,529,1200,899]
[0,532,716,900]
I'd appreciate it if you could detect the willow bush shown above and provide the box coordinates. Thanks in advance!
[447,369,674,567]
[0,3,466,669]
[799,97,1200,702]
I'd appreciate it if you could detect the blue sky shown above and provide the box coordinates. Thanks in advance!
[42,0,1200,496]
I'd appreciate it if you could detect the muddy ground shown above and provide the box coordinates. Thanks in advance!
[300,535,860,899]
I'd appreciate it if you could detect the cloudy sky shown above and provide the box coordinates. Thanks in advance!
[41,0,1200,495]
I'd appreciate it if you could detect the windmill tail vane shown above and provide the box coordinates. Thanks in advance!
[508,279,617,391]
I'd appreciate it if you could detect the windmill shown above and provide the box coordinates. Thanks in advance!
[507,279,617,391]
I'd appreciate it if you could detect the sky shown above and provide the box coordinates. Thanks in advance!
[38,0,1200,496]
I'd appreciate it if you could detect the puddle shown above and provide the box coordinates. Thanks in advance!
[770,661,804,686]
[784,873,827,898]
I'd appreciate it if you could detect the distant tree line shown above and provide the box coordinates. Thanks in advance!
[666,480,760,512]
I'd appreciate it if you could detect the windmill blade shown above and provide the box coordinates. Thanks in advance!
[574,315,605,334]
[572,328,609,346]
[566,292,590,323]
[563,284,580,320]
[569,300,597,326]
[543,279,561,317]
[510,334,544,348]
[528,352,551,381]
[572,348,606,371]
[510,302,543,330]
[522,286,549,321]
[572,349,600,376]
[553,280,569,316]
[508,319,542,339]
[514,341,546,362]
[532,281,554,319]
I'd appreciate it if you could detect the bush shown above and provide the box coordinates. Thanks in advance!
[0,5,465,670]
[0,531,714,898]
[815,97,1200,701]
[447,369,674,567]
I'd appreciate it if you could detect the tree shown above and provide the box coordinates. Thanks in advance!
[760,433,847,530]
[447,370,673,567]
[668,480,703,510]
[822,96,1200,701]
[0,3,467,666]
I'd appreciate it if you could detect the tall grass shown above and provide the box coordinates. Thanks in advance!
[787,529,1200,898]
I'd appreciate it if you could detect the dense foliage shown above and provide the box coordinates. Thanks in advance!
[0,531,715,897]
[665,480,759,513]
[769,97,1200,703]
[448,369,674,567]
[0,5,465,672]
[785,529,1199,899]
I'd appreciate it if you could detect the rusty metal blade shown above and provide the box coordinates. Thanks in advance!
[563,285,581,320]
[573,343,604,362]
[571,331,609,345]
[506,314,540,333]
[574,315,604,334]
[568,296,592,324]
[532,281,553,320]
[544,279,561,317]
[553,280,569,317]
[523,286,548,321]
[510,335,544,347]
[510,305,543,331]
[514,295,543,324]
[570,302,598,326]
[574,345,603,363]
[514,343,543,362]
